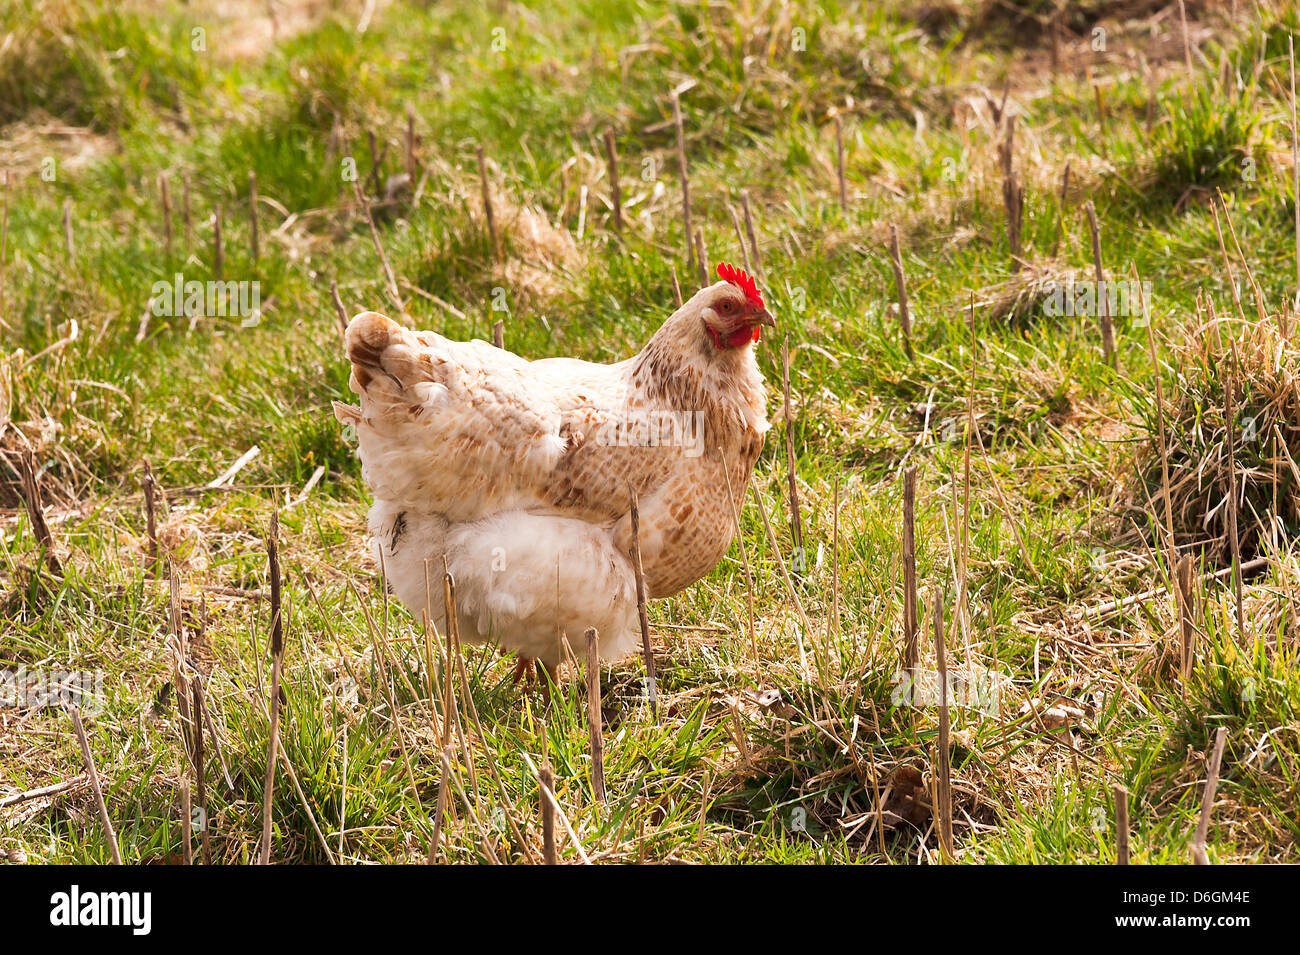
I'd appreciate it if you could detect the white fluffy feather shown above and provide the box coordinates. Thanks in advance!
[339,280,769,671]
[370,504,638,667]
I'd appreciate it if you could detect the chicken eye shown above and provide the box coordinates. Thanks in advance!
[718,300,734,314]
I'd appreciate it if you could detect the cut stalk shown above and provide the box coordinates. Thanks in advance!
[142,459,160,577]
[1114,785,1130,865]
[888,224,914,362]
[901,467,918,678]
[933,589,953,862]
[740,190,764,283]
[1191,727,1228,865]
[160,173,173,260]
[1223,357,1245,640]
[673,90,694,275]
[258,510,285,865]
[1084,200,1116,369]
[71,708,122,865]
[248,170,260,263]
[603,129,623,234]
[629,489,657,718]
[477,144,498,260]
[834,114,848,210]
[585,628,606,805]
[62,200,74,261]
[781,336,805,581]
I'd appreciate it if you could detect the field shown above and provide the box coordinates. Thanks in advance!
[2,0,1299,865]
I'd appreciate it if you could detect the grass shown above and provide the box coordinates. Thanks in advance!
[1,0,1298,864]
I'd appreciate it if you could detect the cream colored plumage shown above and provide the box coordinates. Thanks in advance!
[335,271,772,672]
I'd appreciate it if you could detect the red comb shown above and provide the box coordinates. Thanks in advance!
[716,262,764,311]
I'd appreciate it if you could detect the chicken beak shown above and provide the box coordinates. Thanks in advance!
[753,308,776,328]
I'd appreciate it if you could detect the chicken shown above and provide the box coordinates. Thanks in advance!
[333,262,773,679]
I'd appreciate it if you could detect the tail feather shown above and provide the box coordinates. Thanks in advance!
[345,311,434,396]
[340,309,567,518]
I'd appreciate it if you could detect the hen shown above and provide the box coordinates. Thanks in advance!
[334,263,773,679]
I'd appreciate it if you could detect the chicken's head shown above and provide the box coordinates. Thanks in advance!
[699,262,775,350]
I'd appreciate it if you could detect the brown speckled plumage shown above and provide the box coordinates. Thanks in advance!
[334,276,771,667]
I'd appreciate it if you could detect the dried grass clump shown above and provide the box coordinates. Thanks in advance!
[189,0,340,63]
[1123,316,1300,565]
[969,0,1224,43]
[495,201,585,302]
[154,516,211,573]
[0,417,62,509]
[416,153,586,308]
[0,116,115,181]
[965,262,1085,326]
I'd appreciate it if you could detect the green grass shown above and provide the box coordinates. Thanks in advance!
[2,0,1298,864]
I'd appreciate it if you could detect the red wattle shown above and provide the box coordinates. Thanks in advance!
[708,324,762,349]
[725,326,753,348]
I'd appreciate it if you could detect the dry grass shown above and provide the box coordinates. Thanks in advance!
[1123,312,1300,565]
